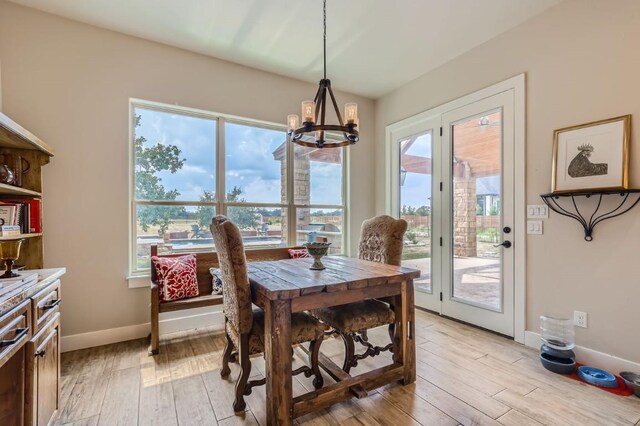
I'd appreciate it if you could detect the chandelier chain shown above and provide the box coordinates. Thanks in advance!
[323,0,327,80]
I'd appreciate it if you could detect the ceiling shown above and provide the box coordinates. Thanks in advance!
[9,0,562,98]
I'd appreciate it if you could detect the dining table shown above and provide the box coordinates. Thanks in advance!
[247,255,420,426]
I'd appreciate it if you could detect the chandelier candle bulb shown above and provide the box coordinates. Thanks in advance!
[345,103,358,124]
[287,114,299,132]
[302,101,315,123]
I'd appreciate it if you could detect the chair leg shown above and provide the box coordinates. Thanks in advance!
[233,334,251,412]
[220,332,233,378]
[308,337,324,389]
[338,331,356,373]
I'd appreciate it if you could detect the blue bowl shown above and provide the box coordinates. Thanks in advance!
[577,366,618,388]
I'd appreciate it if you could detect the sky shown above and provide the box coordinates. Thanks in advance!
[135,107,497,210]
[135,107,343,206]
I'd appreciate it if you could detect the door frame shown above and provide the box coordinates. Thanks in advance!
[385,74,526,343]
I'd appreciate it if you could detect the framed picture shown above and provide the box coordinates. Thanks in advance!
[552,115,631,193]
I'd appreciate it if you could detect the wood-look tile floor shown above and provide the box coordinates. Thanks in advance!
[56,309,640,426]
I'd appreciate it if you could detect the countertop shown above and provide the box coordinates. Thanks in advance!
[0,268,66,315]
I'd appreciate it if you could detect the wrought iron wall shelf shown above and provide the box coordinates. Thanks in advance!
[540,189,640,241]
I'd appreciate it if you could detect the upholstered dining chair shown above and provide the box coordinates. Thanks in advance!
[311,215,407,373]
[210,215,328,412]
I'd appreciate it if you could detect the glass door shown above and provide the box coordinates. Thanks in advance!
[441,91,515,336]
[392,117,442,312]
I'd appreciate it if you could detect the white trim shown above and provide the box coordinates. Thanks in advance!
[513,74,526,344]
[524,331,640,374]
[61,307,225,352]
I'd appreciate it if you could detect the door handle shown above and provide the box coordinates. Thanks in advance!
[493,240,512,248]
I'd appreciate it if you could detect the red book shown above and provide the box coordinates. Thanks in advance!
[0,198,41,233]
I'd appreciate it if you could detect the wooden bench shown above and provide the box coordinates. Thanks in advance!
[149,244,293,355]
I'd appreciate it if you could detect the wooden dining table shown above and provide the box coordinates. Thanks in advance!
[247,256,420,426]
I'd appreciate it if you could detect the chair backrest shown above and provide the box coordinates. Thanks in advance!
[358,215,408,266]
[210,215,253,334]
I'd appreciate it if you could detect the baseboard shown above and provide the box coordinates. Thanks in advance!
[524,330,640,374]
[61,308,225,352]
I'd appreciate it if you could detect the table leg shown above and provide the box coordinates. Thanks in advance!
[264,298,293,426]
[402,279,416,384]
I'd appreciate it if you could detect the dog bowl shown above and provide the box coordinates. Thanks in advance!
[620,372,640,397]
[540,352,576,374]
[577,366,618,388]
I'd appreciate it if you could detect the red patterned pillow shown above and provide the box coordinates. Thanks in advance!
[288,247,311,259]
[151,255,200,302]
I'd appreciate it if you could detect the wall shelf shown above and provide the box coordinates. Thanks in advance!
[540,189,640,241]
[0,183,42,197]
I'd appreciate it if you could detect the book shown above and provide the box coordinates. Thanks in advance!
[0,225,21,236]
[0,204,17,227]
[0,198,41,233]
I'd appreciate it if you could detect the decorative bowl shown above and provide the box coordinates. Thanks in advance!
[620,372,640,397]
[540,352,576,375]
[303,242,331,270]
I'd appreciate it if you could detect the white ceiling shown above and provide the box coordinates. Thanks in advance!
[9,0,562,98]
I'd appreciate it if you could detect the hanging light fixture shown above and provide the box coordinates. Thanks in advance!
[287,0,359,148]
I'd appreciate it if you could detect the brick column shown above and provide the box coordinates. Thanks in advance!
[279,150,311,245]
[453,162,477,257]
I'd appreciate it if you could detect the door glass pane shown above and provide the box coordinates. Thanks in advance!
[399,131,432,294]
[296,208,343,254]
[451,111,502,310]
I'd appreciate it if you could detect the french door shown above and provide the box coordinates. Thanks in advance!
[390,86,519,337]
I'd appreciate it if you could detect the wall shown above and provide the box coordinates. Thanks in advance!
[0,1,375,338]
[375,0,640,362]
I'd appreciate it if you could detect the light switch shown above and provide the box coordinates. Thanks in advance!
[527,205,549,219]
[527,220,543,234]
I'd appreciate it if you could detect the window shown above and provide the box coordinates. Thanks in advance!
[130,101,347,274]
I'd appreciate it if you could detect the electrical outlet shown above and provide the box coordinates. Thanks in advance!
[574,311,588,328]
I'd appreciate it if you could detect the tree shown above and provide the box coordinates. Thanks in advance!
[401,205,416,216]
[134,115,186,234]
[415,205,430,216]
[195,190,216,229]
[226,186,260,230]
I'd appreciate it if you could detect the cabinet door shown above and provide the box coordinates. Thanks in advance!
[35,323,59,426]
[25,314,59,426]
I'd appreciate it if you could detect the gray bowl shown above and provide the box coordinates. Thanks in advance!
[540,352,576,374]
[620,372,640,397]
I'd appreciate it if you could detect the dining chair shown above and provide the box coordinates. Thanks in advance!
[210,215,328,412]
[311,215,407,373]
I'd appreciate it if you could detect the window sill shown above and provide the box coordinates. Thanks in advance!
[127,274,150,289]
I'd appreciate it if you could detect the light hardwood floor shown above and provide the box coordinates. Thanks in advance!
[56,309,640,426]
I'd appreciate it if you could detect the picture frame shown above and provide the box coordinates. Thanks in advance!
[552,115,631,193]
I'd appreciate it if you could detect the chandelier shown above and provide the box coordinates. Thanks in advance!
[286,0,359,148]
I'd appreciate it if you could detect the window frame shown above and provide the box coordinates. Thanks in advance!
[129,99,347,277]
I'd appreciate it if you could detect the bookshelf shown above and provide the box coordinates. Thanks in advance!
[0,112,52,268]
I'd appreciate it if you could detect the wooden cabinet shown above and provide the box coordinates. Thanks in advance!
[0,114,61,425]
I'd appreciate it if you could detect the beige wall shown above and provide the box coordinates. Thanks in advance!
[376,0,640,362]
[0,1,375,337]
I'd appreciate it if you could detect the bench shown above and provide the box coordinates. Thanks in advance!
[149,244,293,355]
